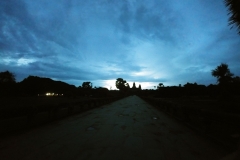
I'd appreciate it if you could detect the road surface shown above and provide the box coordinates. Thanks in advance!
[0,96,228,160]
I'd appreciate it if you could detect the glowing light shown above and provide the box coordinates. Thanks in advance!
[45,92,59,96]
[45,93,50,96]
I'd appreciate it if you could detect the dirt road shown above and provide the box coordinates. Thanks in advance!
[0,95,228,160]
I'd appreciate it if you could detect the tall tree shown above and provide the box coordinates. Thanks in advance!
[82,82,92,89]
[115,78,128,91]
[126,83,130,89]
[0,71,17,97]
[0,71,16,83]
[211,63,234,86]
[224,0,240,34]
[157,83,164,89]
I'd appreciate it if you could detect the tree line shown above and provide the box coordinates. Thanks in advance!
[0,73,109,97]
[1,63,240,97]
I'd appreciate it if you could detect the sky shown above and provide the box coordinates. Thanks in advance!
[0,0,240,89]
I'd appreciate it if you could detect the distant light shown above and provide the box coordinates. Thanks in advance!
[46,92,55,96]
[45,93,63,96]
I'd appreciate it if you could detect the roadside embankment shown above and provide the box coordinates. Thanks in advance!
[140,96,240,152]
[0,96,126,136]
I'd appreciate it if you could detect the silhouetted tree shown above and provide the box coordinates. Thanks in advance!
[184,82,198,87]
[224,0,240,34]
[0,71,17,96]
[230,76,240,95]
[115,78,128,91]
[233,76,240,83]
[92,87,109,97]
[82,82,92,89]
[211,63,233,86]
[126,83,130,89]
[0,71,16,83]
[157,83,164,89]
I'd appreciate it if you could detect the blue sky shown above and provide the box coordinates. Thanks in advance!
[0,0,240,89]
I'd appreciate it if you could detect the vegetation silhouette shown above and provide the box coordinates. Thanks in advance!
[211,63,234,86]
[115,78,142,95]
[225,0,240,34]
[1,67,239,99]
[0,71,16,83]
[115,78,129,92]
[1,65,239,105]
[0,71,17,96]
[19,76,76,96]
[81,82,92,89]
[211,63,240,99]
[0,71,124,98]
[157,83,164,89]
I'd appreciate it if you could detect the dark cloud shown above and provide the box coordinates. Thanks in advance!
[1,0,240,88]
[0,0,40,53]
[117,0,183,46]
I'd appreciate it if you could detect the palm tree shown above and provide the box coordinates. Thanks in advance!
[211,63,234,86]
[224,0,240,34]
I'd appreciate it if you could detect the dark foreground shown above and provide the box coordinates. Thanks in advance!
[0,96,230,160]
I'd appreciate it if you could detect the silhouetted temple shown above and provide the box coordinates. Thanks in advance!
[131,82,141,91]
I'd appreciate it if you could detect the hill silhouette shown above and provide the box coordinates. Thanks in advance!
[19,76,76,96]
